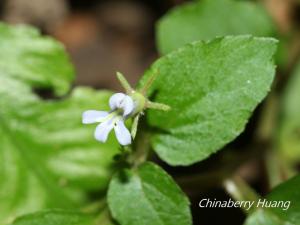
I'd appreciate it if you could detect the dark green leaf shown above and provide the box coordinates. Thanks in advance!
[140,36,277,165]
[107,162,192,225]
[266,175,300,224]
[245,175,300,224]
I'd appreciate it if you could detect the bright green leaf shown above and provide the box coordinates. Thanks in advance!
[0,23,74,96]
[107,162,192,225]
[11,208,117,225]
[0,87,119,224]
[140,36,277,165]
[245,174,300,225]
[278,62,300,163]
[11,210,94,225]
[157,0,275,54]
[0,23,118,224]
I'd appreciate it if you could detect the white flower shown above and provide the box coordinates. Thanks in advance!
[82,93,135,145]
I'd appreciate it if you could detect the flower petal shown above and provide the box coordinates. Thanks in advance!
[94,119,114,142]
[114,120,131,145]
[109,93,126,110]
[120,95,134,116]
[82,110,108,124]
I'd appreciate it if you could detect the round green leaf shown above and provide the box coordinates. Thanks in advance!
[107,162,192,225]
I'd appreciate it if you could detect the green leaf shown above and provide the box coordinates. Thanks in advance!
[245,174,300,225]
[0,23,74,96]
[11,210,94,225]
[11,208,117,225]
[0,23,118,224]
[0,87,119,224]
[140,36,277,165]
[266,174,300,224]
[278,62,300,163]
[107,162,192,225]
[157,0,275,55]
[244,209,283,225]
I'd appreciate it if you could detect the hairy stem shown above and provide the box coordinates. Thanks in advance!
[139,70,159,94]
[146,101,171,111]
[116,72,133,93]
[131,130,152,168]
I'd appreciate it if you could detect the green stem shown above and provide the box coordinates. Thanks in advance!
[81,198,107,214]
[139,70,159,94]
[265,150,284,188]
[127,118,152,168]
[256,94,278,142]
[94,207,115,225]
[223,176,260,214]
[266,149,297,188]
[131,114,140,139]
[116,72,133,94]
[146,101,171,111]
[132,131,151,168]
[256,94,295,189]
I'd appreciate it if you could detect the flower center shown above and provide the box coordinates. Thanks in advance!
[129,91,146,115]
[96,110,123,125]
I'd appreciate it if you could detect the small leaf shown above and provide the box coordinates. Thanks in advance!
[139,36,277,165]
[11,210,94,225]
[278,62,300,163]
[157,0,275,54]
[107,162,192,225]
[245,174,300,225]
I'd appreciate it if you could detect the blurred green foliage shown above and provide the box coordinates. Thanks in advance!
[278,62,300,163]
[0,23,118,224]
[157,0,275,55]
